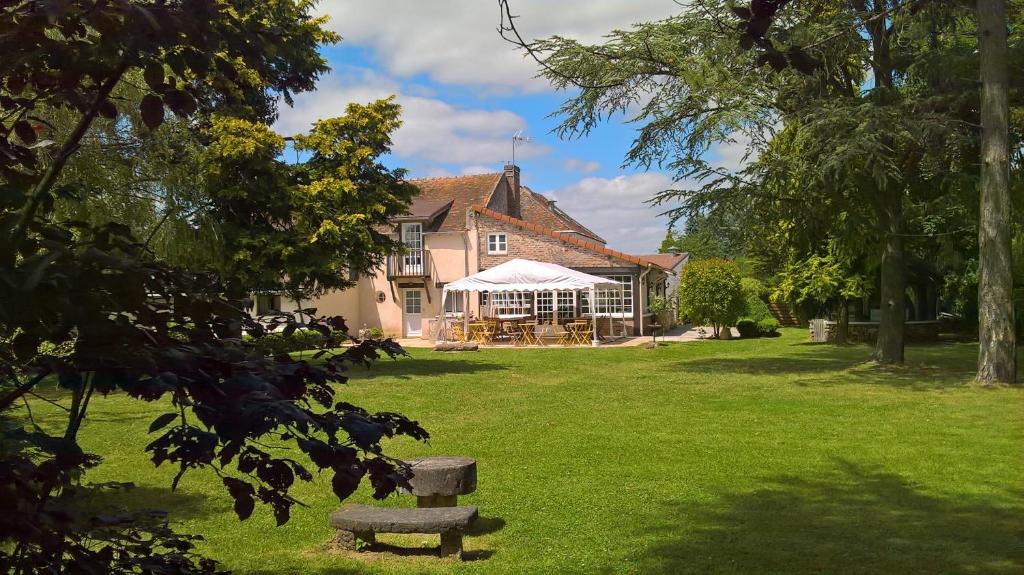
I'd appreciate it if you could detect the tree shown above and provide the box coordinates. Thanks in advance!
[772,252,872,344]
[501,0,1022,367]
[976,0,1016,384]
[0,2,425,572]
[659,211,744,261]
[676,259,745,338]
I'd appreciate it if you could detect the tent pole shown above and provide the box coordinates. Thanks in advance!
[440,289,448,342]
[590,287,598,347]
[463,291,469,340]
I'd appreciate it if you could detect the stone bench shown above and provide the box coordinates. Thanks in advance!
[330,504,478,558]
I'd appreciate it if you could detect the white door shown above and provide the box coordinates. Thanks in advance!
[404,289,422,337]
[401,223,423,275]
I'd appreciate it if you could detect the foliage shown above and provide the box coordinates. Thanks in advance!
[677,259,745,337]
[0,1,425,572]
[736,319,759,339]
[243,327,350,356]
[741,277,773,322]
[660,211,746,261]
[207,98,417,298]
[757,317,781,337]
[648,295,669,317]
[772,253,870,317]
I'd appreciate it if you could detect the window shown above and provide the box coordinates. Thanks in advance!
[487,233,507,255]
[444,292,464,317]
[404,290,421,314]
[255,294,281,315]
[536,291,576,322]
[483,291,531,317]
[581,275,633,317]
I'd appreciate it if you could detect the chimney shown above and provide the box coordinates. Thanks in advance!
[504,163,521,218]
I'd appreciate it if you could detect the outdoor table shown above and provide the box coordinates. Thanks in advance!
[468,322,493,344]
[534,323,557,346]
[404,456,478,508]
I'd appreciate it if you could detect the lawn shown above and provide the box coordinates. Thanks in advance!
[30,329,1024,574]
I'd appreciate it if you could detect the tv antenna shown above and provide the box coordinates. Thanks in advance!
[511,130,531,165]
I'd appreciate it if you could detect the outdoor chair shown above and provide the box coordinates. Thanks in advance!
[501,321,516,343]
[450,323,465,342]
[517,323,538,346]
[571,321,593,345]
[555,324,572,346]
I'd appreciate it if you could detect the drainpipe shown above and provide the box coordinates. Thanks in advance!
[638,264,653,336]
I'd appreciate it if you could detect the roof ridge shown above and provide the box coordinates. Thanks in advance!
[407,172,502,182]
[471,205,666,270]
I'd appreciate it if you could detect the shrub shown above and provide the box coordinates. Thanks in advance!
[757,317,781,337]
[741,277,774,323]
[677,259,745,338]
[736,319,759,338]
[246,329,348,355]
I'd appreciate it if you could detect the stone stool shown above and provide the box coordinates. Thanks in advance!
[405,456,476,508]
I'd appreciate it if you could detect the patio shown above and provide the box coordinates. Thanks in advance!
[437,259,633,347]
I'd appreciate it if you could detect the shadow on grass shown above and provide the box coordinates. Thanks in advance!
[348,358,507,381]
[77,483,218,523]
[466,515,505,536]
[670,341,1002,390]
[628,460,1024,574]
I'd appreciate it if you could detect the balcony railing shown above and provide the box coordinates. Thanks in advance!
[387,249,431,280]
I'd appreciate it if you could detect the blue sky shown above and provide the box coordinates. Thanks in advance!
[275,1,740,253]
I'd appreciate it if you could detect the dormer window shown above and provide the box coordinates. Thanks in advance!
[487,233,507,255]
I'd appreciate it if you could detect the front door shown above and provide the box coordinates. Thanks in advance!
[401,223,423,275]
[404,289,422,337]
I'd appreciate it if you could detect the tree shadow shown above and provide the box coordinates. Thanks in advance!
[627,460,1024,574]
[348,358,507,381]
[76,483,219,523]
[669,341,1008,390]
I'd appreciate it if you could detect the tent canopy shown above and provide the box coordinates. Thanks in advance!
[443,259,621,294]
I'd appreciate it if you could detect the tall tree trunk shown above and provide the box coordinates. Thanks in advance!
[874,195,906,363]
[861,0,905,364]
[977,0,1017,384]
[835,299,849,345]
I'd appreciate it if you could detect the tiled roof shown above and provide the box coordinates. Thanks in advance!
[520,187,606,243]
[396,198,454,222]
[406,173,503,232]
[472,205,670,270]
[639,253,688,270]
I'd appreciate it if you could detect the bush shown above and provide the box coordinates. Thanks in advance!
[741,277,774,323]
[757,317,780,337]
[677,259,745,338]
[245,329,348,355]
[736,319,759,338]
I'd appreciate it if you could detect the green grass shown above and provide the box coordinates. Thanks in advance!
[28,329,1024,574]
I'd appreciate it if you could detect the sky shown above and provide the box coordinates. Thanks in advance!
[275,1,727,254]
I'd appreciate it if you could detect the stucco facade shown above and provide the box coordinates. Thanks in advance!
[295,166,672,339]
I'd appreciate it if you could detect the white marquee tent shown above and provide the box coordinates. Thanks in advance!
[440,259,624,346]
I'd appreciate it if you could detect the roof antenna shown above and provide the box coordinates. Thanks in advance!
[511,130,530,166]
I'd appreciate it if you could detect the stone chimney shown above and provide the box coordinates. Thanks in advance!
[504,163,521,218]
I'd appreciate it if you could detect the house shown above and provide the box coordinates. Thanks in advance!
[637,252,688,327]
[284,164,674,339]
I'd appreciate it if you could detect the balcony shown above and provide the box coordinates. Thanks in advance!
[387,249,431,280]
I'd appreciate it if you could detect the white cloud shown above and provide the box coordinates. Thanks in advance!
[316,0,682,92]
[540,172,676,254]
[274,67,549,166]
[563,157,601,174]
[460,165,496,175]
